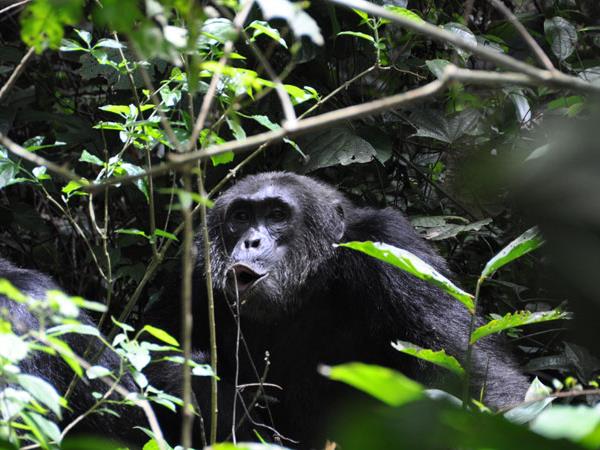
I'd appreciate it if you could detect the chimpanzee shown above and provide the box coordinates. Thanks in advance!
[0,257,146,446]
[149,171,529,448]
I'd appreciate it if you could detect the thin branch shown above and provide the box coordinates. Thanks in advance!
[180,173,195,450]
[489,0,555,71]
[0,46,35,103]
[0,0,30,16]
[498,388,600,414]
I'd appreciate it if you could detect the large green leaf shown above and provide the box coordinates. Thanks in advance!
[392,341,464,376]
[20,0,84,52]
[17,374,62,418]
[532,405,600,446]
[470,310,569,344]
[320,362,423,407]
[339,241,474,312]
[481,227,544,279]
[545,17,577,61]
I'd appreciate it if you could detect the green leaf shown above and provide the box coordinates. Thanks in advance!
[392,340,464,376]
[86,365,112,379]
[351,8,369,21]
[20,0,84,52]
[0,150,21,189]
[142,325,180,347]
[79,150,104,166]
[25,411,61,444]
[0,334,29,362]
[481,227,544,279]
[47,336,83,376]
[74,29,91,46]
[426,59,452,79]
[17,374,62,418]
[320,362,423,407]
[338,241,474,312]
[116,228,149,239]
[504,377,553,425]
[410,109,480,144]
[120,163,149,202]
[99,104,132,116]
[545,17,577,61]
[32,166,51,180]
[154,229,178,242]
[440,22,477,61]
[470,309,569,344]
[285,126,377,173]
[337,31,375,42]
[59,38,86,52]
[531,405,600,444]
[0,278,27,303]
[383,5,423,23]
[211,151,234,166]
[94,38,125,49]
[92,0,143,33]
[47,323,100,337]
[61,179,89,197]
[247,20,288,48]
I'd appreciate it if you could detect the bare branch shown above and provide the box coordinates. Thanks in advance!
[489,0,555,71]
[0,46,35,104]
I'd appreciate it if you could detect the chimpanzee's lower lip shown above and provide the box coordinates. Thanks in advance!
[227,263,268,295]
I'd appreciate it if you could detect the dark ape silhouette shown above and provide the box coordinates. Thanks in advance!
[149,171,529,447]
[0,257,146,446]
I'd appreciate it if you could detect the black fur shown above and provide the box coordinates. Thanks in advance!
[0,257,146,446]
[150,172,529,447]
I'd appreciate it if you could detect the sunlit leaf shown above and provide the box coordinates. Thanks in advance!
[470,310,569,344]
[338,241,474,312]
[481,227,544,279]
[383,5,423,24]
[505,377,553,425]
[17,374,62,418]
[337,31,375,42]
[320,362,423,407]
[392,340,464,376]
[142,325,180,347]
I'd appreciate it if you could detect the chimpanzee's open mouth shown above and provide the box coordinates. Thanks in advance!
[228,263,267,295]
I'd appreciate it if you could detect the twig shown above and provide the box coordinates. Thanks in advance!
[180,173,195,450]
[0,0,30,16]
[0,46,35,103]
[498,388,600,414]
[489,0,555,71]
[198,168,219,445]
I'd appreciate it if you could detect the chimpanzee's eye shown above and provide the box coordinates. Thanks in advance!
[232,209,250,222]
[269,207,287,222]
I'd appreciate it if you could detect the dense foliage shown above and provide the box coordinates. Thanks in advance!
[1,0,600,449]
